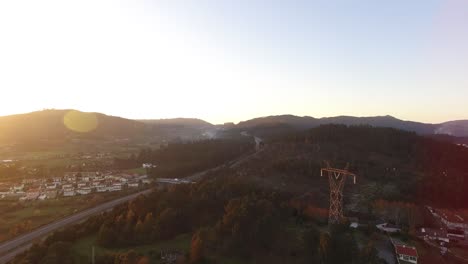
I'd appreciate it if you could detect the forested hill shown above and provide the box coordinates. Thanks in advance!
[257,125,468,208]
[235,114,468,138]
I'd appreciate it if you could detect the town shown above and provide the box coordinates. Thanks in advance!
[0,167,152,201]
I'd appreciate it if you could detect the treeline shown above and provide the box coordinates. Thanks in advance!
[12,171,385,264]
[270,124,468,207]
[114,139,253,178]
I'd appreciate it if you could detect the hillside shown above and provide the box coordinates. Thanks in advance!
[11,125,468,264]
[0,110,151,147]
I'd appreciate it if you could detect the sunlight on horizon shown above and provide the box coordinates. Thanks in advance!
[0,0,467,124]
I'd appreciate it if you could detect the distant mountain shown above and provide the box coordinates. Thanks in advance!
[236,114,468,137]
[1,110,466,146]
[139,118,213,128]
[435,120,468,137]
[0,109,147,144]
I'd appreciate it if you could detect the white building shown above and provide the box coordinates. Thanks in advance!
[62,184,73,190]
[63,189,76,197]
[109,184,122,191]
[77,183,87,188]
[76,188,92,195]
[46,183,57,189]
[142,163,156,168]
[12,184,24,192]
[128,182,139,188]
[96,186,108,192]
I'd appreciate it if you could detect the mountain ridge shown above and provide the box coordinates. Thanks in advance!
[236,114,468,137]
[0,110,467,143]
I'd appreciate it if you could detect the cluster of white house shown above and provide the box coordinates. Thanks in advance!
[0,172,152,200]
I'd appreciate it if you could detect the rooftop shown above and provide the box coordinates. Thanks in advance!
[395,245,418,257]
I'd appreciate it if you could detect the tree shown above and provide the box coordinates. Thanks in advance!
[319,232,330,264]
[114,250,139,264]
[97,224,116,247]
[304,227,320,262]
[190,230,205,264]
[359,241,384,264]
[39,241,73,264]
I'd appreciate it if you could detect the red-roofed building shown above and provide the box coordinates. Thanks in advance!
[395,244,418,264]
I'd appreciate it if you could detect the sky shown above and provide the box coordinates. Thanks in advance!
[0,0,467,124]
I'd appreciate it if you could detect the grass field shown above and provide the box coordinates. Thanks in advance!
[0,189,146,243]
[71,233,192,263]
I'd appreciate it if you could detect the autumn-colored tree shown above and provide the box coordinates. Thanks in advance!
[190,230,204,264]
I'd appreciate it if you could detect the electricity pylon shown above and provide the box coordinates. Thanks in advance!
[320,162,357,225]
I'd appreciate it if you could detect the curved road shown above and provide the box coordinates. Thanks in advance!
[0,189,152,264]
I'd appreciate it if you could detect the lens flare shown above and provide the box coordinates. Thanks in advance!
[63,110,98,133]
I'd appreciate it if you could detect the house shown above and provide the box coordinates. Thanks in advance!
[142,179,152,184]
[0,186,10,196]
[62,184,73,190]
[394,244,418,264]
[22,178,37,184]
[447,228,465,241]
[12,184,24,192]
[76,188,92,195]
[376,223,402,233]
[63,189,76,197]
[142,163,156,168]
[137,175,148,180]
[96,186,108,192]
[45,183,57,189]
[77,183,87,188]
[52,177,62,183]
[417,227,449,244]
[24,190,40,200]
[109,184,122,192]
[45,190,57,199]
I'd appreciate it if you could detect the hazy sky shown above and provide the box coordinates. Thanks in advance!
[1,0,467,124]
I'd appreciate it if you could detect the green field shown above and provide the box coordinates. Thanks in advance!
[71,233,192,263]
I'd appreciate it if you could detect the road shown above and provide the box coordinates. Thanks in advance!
[0,189,152,264]
[374,234,396,264]
[1,134,262,263]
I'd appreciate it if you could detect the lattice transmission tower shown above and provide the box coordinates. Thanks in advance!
[320,162,357,225]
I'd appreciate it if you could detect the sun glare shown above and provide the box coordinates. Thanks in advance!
[63,110,98,133]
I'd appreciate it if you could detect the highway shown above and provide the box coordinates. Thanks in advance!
[0,189,152,264]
